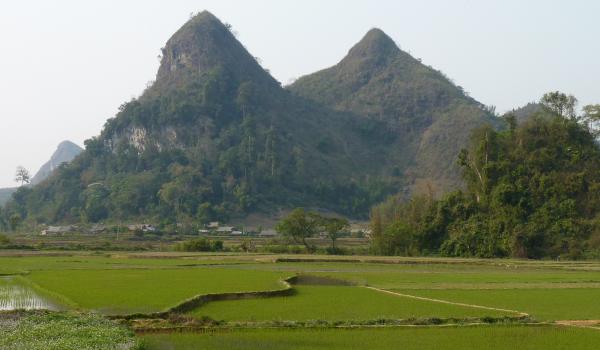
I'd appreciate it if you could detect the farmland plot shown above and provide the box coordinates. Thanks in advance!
[142,325,600,350]
[25,267,289,314]
[192,285,513,322]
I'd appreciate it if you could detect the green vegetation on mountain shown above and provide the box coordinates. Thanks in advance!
[0,188,16,208]
[2,12,500,226]
[2,12,400,225]
[289,28,501,191]
[371,93,600,258]
[509,102,543,124]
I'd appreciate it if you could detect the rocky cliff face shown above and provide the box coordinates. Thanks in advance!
[152,11,279,95]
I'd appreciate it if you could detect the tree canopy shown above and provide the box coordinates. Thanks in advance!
[371,93,600,259]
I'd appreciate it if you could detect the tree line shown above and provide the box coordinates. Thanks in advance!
[371,92,600,259]
[276,208,349,253]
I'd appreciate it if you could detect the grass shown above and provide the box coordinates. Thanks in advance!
[0,311,140,350]
[191,285,512,322]
[262,262,600,289]
[25,267,288,314]
[142,325,600,350]
[394,288,600,321]
[2,252,600,348]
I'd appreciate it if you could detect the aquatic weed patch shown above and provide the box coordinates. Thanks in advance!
[0,311,140,350]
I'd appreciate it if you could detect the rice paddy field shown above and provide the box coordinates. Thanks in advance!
[191,285,512,321]
[2,251,600,349]
[141,325,600,350]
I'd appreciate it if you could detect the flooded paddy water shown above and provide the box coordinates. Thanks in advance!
[0,276,60,311]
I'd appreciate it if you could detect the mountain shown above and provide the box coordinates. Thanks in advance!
[0,188,16,207]
[289,28,501,192]
[4,12,499,225]
[31,141,83,185]
[0,141,82,206]
[5,11,393,223]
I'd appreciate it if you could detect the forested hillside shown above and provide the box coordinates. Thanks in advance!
[371,94,600,259]
[2,11,499,227]
[289,28,501,191]
[3,12,398,226]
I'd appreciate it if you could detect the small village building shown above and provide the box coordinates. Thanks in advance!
[89,224,106,234]
[207,222,220,229]
[216,226,234,233]
[41,225,77,235]
[127,224,157,233]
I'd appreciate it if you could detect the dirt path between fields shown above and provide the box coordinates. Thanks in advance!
[364,286,530,317]
[555,320,600,330]
[365,287,600,333]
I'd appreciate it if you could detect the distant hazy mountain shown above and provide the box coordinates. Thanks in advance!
[0,188,16,206]
[30,141,83,185]
[0,141,82,206]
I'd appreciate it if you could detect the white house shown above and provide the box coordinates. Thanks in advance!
[127,224,157,233]
[207,221,220,229]
[41,225,77,235]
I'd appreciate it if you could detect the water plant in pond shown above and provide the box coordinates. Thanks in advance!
[0,311,141,350]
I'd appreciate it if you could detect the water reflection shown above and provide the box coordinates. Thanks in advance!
[0,277,58,311]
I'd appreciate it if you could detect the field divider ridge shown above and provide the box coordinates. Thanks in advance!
[115,275,299,320]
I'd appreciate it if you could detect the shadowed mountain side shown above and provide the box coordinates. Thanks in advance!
[289,28,502,193]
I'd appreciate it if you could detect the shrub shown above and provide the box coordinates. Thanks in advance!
[175,238,224,252]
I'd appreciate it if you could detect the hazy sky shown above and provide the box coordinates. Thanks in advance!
[0,0,598,188]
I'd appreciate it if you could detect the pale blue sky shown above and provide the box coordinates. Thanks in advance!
[0,0,598,187]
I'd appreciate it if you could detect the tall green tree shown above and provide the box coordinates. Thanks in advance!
[583,104,600,136]
[9,214,21,232]
[320,216,349,251]
[541,91,578,120]
[276,208,321,252]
